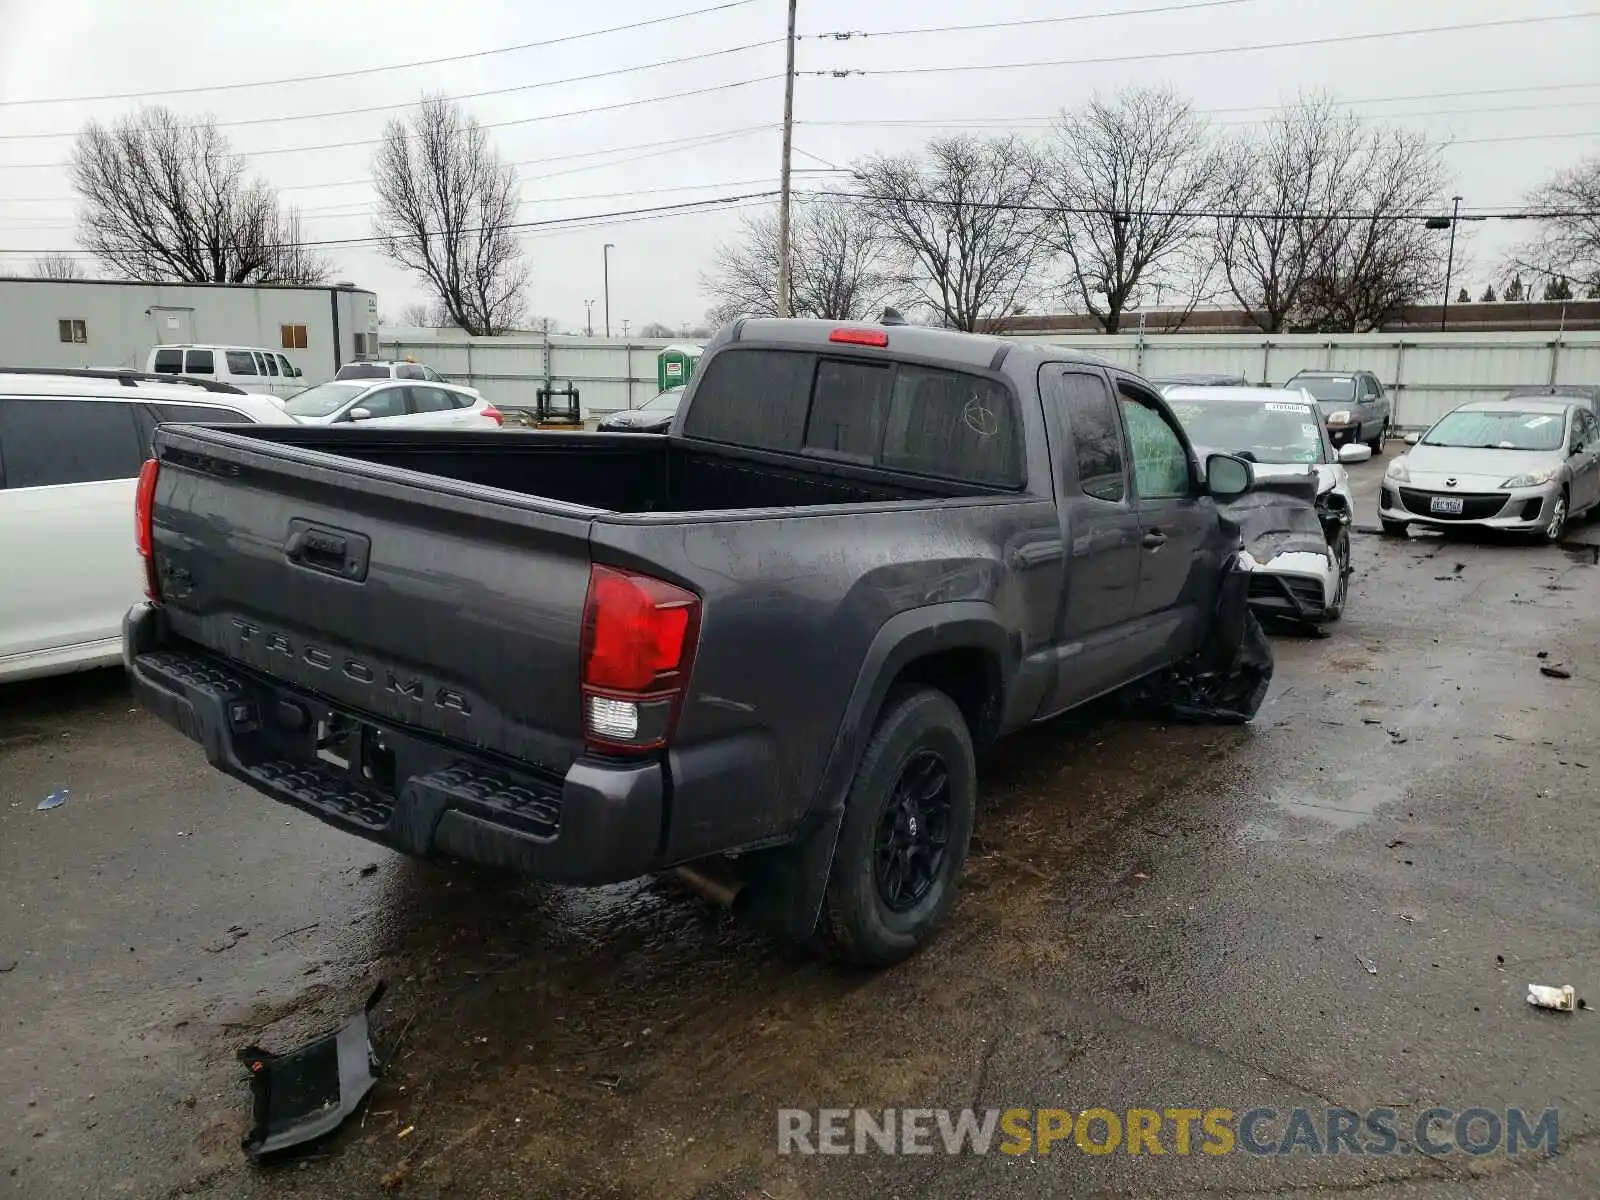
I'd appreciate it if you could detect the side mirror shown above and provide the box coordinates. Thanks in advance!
[1404,432,1421,446]
[1206,452,1254,499]
[347,407,373,422]
[1338,443,1373,464]
[293,366,303,377]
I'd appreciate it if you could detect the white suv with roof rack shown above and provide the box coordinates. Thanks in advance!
[146,344,305,400]
[0,369,295,684]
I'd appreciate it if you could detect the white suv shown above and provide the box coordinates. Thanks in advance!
[0,370,294,684]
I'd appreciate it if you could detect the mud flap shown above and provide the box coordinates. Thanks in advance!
[237,982,386,1160]
[1126,554,1275,725]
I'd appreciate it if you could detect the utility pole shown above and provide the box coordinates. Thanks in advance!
[583,299,594,337]
[603,243,615,337]
[1439,195,1461,332]
[775,0,798,318]
[622,319,631,338]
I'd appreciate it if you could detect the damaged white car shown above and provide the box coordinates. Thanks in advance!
[1165,386,1371,623]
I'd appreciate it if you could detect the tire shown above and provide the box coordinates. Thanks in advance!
[1367,422,1386,455]
[1541,490,1569,543]
[1322,528,1351,621]
[1380,518,1409,538]
[817,686,976,968]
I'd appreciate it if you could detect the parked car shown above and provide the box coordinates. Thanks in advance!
[279,379,503,428]
[1284,369,1392,454]
[1502,384,1600,416]
[1165,386,1369,622]
[1149,372,1250,392]
[125,316,1276,967]
[147,345,303,400]
[0,369,294,684]
[1380,398,1600,541]
[336,359,477,398]
[596,389,683,434]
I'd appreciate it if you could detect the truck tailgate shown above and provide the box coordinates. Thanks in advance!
[148,425,599,773]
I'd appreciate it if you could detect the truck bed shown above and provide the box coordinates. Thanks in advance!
[206,425,989,515]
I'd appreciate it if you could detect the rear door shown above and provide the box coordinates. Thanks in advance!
[1115,377,1219,669]
[1571,408,1600,512]
[223,349,270,396]
[0,397,146,664]
[1036,365,1144,712]
[407,385,472,428]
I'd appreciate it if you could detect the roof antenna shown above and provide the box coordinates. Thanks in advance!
[880,306,907,327]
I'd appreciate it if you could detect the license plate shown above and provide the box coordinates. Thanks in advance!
[1430,496,1465,515]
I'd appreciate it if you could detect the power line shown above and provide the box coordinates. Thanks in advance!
[810,0,1259,40]
[0,75,785,169]
[0,39,784,142]
[0,0,762,108]
[804,12,1600,79]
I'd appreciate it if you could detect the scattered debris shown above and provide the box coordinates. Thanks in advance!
[1362,717,1382,725]
[1493,733,1517,742]
[182,1095,197,1109]
[204,927,249,954]
[1386,838,1407,849]
[1132,872,1149,881]
[397,1125,415,1140]
[1497,955,1505,964]
[1540,665,1573,680]
[0,959,16,973]
[358,863,380,877]
[1453,562,1465,574]
[270,923,320,943]
[1387,730,1408,745]
[1527,984,1578,1013]
[238,982,386,1159]
[1399,914,1414,924]
[1355,952,1378,975]
[36,788,69,811]
[1537,651,1550,659]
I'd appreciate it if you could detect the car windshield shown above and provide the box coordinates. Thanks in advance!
[1166,398,1326,465]
[1422,410,1565,451]
[282,381,368,418]
[336,363,391,380]
[640,390,683,412]
[1292,376,1357,403]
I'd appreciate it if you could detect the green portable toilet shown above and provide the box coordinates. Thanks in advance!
[657,343,703,392]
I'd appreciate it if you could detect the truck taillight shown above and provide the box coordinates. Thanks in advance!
[580,564,700,753]
[134,457,162,602]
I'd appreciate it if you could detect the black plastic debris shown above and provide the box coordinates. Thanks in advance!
[1540,665,1573,680]
[237,982,385,1160]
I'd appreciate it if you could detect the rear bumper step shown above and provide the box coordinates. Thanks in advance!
[124,604,664,885]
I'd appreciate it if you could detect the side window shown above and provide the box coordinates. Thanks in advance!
[1045,368,1125,502]
[184,349,214,374]
[152,348,183,375]
[1117,393,1191,499]
[355,387,407,419]
[681,349,815,452]
[409,386,454,414]
[225,351,258,376]
[396,364,425,380]
[276,354,296,377]
[153,403,252,425]
[262,353,279,377]
[0,399,144,488]
[424,366,444,383]
[804,359,892,461]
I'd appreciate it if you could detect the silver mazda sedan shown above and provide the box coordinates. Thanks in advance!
[1379,399,1600,541]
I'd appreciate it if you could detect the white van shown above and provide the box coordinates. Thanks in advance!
[146,345,304,399]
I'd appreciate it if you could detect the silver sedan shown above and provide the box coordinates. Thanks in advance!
[1379,399,1600,541]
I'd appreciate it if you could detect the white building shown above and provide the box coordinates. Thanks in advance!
[0,277,380,385]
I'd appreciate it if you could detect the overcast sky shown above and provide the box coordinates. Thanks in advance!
[1,0,1596,331]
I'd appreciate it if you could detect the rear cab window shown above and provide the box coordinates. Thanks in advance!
[683,348,1024,488]
[337,363,392,380]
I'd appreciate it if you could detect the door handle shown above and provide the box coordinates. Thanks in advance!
[1142,529,1168,549]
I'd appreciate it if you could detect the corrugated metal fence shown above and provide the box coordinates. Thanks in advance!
[381,328,1600,430]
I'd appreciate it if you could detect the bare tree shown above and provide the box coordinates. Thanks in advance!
[1213,98,1364,332]
[1297,126,1450,331]
[853,136,1047,332]
[372,95,528,336]
[31,253,86,280]
[1039,88,1225,333]
[638,322,677,338]
[699,198,895,325]
[70,106,330,285]
[1507,156,1600,294]
[397,299,456,327]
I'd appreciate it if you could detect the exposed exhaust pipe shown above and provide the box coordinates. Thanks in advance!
[672,864,745,909]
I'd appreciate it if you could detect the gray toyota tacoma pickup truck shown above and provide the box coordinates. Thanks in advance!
[124,317,1270,965]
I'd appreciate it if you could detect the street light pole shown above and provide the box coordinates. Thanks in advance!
[603,243,615,338]
[1440,195,1462,332]
[775,0,798,318]
[583,299,594,337]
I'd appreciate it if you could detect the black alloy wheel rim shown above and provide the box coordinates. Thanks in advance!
[874,750,953,912]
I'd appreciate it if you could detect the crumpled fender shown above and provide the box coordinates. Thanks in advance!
[1218,477,1330,567]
